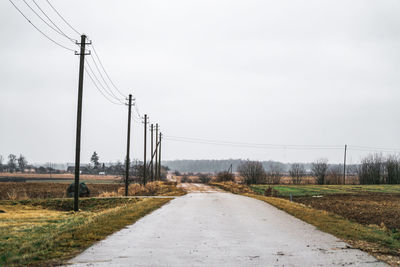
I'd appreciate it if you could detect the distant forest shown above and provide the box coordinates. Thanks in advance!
[163,159,300,173]
[162,159,357,174]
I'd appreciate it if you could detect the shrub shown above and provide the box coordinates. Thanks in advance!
[198,173,211,184]
[215,171,234,182]
[181,174,191,183]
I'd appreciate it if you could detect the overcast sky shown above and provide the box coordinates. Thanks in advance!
[1,0,399,164]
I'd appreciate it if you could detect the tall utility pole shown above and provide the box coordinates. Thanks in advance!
[343,144,347,185]
[158,132,162,179]
[125,94,133,196]
[73,34,90,212]
[155,123,159,180]
[150,124,154,181]
[143,114,147,185]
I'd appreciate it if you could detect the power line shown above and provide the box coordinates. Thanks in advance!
[31,0,77,42]
[165,135,400,153]
[164,135,343,150]
[8,0,76,52]
[85,59,125,104]
[91,44,127,98]
[134,102,142,119]
[84,66,124,106]
[45,0,81,36]
[88,53,124,103]
[348,146,400,153]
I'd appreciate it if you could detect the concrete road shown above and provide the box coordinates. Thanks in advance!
[68,191,386,266]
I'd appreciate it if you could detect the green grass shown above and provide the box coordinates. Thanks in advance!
[0,197,172,266]
[251,184,400,197]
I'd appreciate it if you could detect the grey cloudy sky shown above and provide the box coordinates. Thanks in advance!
[1,0,399,164]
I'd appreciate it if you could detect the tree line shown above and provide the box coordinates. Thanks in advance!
[233,154,400,185]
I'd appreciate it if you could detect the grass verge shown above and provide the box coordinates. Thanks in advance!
[251,184,400,197]
[211,182,400,266]
[0,197,172,266]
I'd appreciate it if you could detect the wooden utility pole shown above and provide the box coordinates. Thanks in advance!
[73,34,90,212]
[343,144,347,185]
[155,123,159,180]
[125,94,133,196]
[150,124,154,181]
[143,114,147,185]
[158,132,162,179]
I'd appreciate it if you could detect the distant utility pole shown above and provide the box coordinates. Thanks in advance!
[343,144,347,185]
[228,163,233,174]
[150,124,154,181]
[73,34,91,212]
[155,123,159,180]
[143,114,147,185]
[158,132,162,179]
[125,94,133,196]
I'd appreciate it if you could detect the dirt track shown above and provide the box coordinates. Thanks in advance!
[68,184,386,266]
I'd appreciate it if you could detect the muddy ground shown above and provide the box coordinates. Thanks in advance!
[294,193,400,229]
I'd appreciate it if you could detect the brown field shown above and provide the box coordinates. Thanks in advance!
[294,193,400,230]
[0,181,185,200]
[0,172,119,181]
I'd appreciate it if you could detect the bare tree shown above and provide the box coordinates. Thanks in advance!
[8,154,17,173]
[289,163,306,184]
[311,159,328,185]
[386,155,400,184]
[237,161,266,185]
[326,164,342,184]
[17,154,28,173]
[358,154,385,184]
[266,162,283,184]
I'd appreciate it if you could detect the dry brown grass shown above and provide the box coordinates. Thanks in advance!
[0,181,185,200]
[209,181,256,194]
[0,198,171,266]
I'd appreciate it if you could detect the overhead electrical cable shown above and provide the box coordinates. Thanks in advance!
[85,59,124,104]
[8,0,76,52]
[84,67,124,106]
[22,0,76,42]
[164,135,343,150]
[10,0,143,113]
[88,54,124,103]
[45,0,81,36]
[31,0,77,41]
[91,44,127,98]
